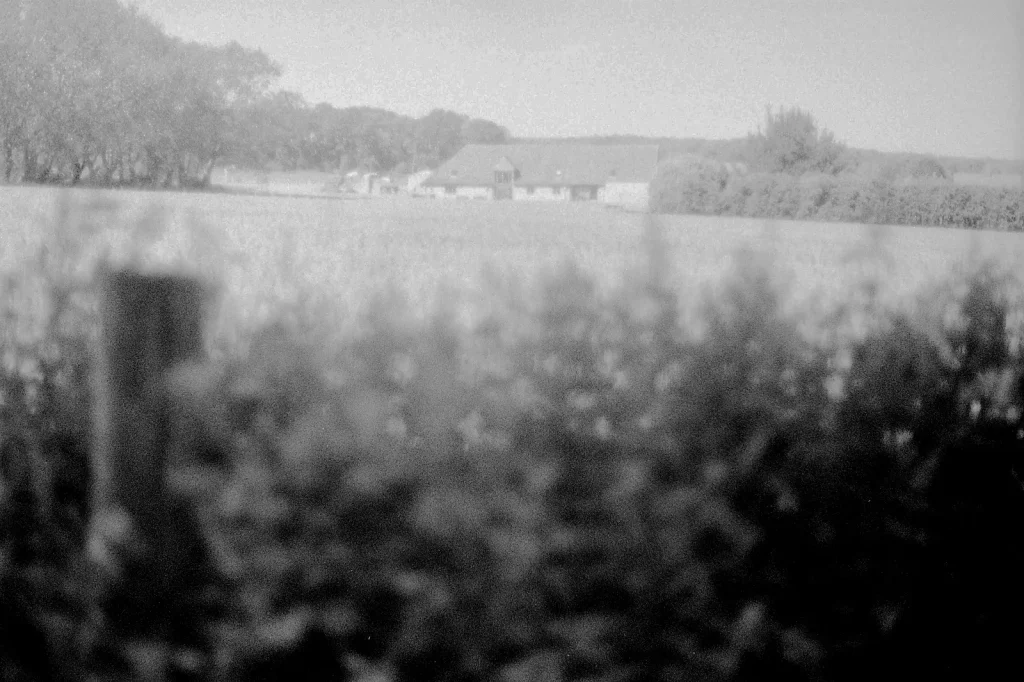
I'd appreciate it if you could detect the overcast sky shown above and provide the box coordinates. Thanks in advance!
[129,0,1022,160]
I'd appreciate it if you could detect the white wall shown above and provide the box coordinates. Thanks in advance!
[512,186,570,201]
[457,186,492,199]
[603,182,650,209]
[407,170,433,195]
[429,185,492,199]
[428,184,628,202]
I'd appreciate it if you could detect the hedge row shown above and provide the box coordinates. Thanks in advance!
[2,217,1024,680]
[650,160,1024,231]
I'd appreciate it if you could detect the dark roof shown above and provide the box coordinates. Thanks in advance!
[423,144,660,187]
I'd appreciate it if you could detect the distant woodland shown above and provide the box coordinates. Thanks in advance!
[1,0,1020,190]
[0,0,510,188]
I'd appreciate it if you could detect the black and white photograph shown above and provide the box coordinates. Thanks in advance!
[1,1,1023,679]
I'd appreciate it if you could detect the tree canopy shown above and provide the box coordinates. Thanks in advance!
[0,0,508,187]
[745,105,850,175]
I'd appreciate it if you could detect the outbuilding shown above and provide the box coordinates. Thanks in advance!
[421,143,660,209]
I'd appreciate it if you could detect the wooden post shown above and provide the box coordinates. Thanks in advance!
[90,268,212,634]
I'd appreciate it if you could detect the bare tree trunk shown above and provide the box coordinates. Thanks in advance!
[6,137,24,182]
[200,157,217,188]
[86,153,104,184]
[185,155,199,187]
[1,141,11,182]
[122,154,134,185]
[96,149,111,184]
[71,160,84,185]
[22,143,36,181]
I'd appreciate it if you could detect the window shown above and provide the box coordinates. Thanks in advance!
[526,186,535,195]
[609,169,617,178]
[494,171,512,184]
[450,169,459,178]
[445,186,456,195]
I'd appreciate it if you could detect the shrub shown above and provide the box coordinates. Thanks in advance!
[1,196,106,680]
[763,172,801,219]
[716,175,753,216]
[4,199,1024,680]
[795,173,837,220]
[745,106,849,175]
[162,244,1024,680]
[737,172,775,217]
[903,156,950,181]
[653,169,1024,231]
[649,155,728,215]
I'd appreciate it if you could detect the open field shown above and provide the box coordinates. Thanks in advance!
[3,185,1024,347]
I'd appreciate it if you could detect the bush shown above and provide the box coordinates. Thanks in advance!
[716,175,753,216]
[763,172,801,219]
[909,157,949,180]
[1,196,105,680]
[745,106,849,175]
[162,249,1024,680]
[734,172,764,216]
[795,173,838,220]
[652,168,1024,231]
[649,155,728,215]
[4,203,1024,680]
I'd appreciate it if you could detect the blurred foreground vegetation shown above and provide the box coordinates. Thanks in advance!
[2,200,1024,681]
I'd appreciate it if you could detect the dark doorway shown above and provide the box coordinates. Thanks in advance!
[494,169,514,200]
[572,186,596,201]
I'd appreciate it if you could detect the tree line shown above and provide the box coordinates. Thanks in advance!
[0,0,509,188]
[1,0,275,187]
[224,96,509,175]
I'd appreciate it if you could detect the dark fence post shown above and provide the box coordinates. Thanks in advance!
[89,268,212,650]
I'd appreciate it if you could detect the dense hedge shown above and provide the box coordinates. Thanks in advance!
[651,164,1024,231]
[2,213,1024,680]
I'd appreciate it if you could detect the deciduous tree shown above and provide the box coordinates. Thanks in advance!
[746,105,849,175]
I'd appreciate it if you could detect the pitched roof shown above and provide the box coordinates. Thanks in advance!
[423,144,660,187]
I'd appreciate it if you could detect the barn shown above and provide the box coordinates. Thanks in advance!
[421,144,660,209]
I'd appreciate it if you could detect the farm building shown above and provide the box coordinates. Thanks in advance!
[337,172,407,196]
[407,169,434,196]
[421,144,660,208]
[371,175,403,195]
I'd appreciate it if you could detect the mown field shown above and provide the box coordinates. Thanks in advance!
[3,185,1024,348]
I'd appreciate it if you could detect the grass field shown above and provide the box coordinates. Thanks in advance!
[3,185,1024,349]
